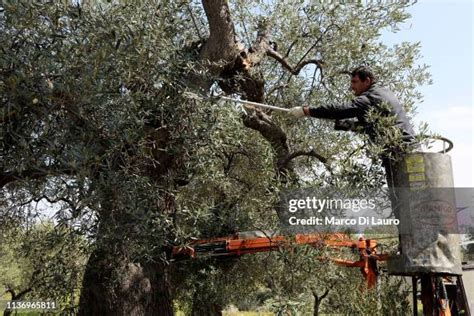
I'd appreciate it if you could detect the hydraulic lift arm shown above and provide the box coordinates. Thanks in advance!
[172,231,388,288]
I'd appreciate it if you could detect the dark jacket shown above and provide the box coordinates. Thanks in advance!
[308,84,416,143]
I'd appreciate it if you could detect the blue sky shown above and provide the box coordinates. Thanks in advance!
[382,0,473,186]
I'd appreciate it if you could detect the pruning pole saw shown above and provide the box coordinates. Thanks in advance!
[183,92,290,113]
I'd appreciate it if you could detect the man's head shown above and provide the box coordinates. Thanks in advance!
[350,66,376,96]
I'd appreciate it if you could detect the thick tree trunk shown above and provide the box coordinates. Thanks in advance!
[76,108,179,315]
[78,196,175,316]
[79,247,173,316]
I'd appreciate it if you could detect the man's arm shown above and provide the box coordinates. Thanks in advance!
[307,95,371,119]
[289,95,371,119]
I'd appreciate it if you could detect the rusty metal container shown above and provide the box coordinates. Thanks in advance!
[387,152,462,275]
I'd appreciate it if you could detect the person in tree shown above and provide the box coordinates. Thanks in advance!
[288,66,415,142]
[288,65,418,188]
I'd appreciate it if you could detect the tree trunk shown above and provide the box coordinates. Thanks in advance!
[78,246,173,316]
[312,289,329,316]
[313,296,320,316]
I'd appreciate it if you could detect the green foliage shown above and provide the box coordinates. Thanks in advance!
[0,0,212,256]
[317,271,411,315]
[0,221,88,313]
[1,0,213,312]
[172,1,427,314]
[1,0,430,314]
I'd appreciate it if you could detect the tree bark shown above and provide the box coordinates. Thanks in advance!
[200,0,239,64]
[79,247,173,316]
[78,135,177,315]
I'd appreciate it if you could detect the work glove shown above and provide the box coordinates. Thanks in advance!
[288,106,306,118]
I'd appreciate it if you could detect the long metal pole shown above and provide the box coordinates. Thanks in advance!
[184,91,291,112]
[420,274,435,315]
[412,277,418,316]
[218,96,290,112]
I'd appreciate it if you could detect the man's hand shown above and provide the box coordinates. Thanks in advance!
[288,106,306,118]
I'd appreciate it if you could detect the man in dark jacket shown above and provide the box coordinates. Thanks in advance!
[289,66,419,250]
[288,66,416,144]
[288,66,418,190]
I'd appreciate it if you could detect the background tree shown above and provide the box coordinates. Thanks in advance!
[0,220,87,315]
[1,0,430,315]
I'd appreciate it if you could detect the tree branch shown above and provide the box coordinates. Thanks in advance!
[279,149,329,171]
[245,20,272,67]
[14,288,32,300]
[5,288,15,299]
[199,0,240,64]
[267,83,288,96]
[267,48,324,76]
[198,1,294,179]
[187,5,203,41]
[4,287,32,300]
[0,166,75,188]
[243,111,292,176]
[320,288,330,300]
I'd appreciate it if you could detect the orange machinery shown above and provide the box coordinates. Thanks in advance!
[172,231,389,289]
[172,231,469,315]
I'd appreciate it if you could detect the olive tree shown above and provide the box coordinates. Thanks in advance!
[1,0,430,315]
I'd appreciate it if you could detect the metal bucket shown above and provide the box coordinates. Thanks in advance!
[387,152,462,275]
